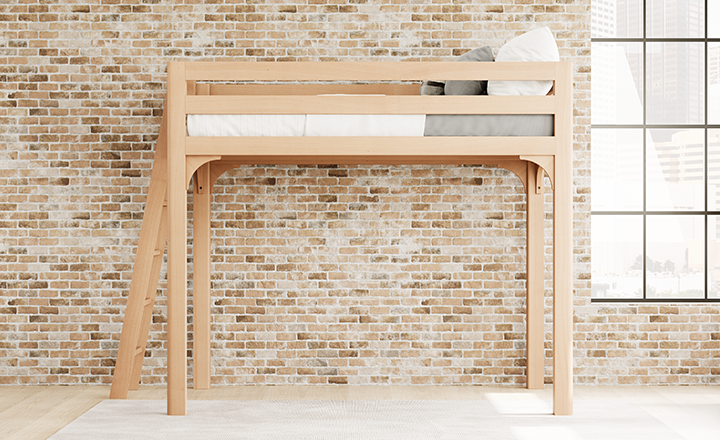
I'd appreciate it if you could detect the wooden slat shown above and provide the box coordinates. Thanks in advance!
[185,136,555,161]
[208,83,420,96]
[185,61,560,81]
[186,95,555,115]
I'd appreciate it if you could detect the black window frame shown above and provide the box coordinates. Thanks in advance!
[591,0,720,303]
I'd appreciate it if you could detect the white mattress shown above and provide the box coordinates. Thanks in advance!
[187,114,426,137]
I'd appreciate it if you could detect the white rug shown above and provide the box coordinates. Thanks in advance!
[49,399,684,440]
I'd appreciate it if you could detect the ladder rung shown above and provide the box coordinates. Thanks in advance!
[143,298,153,307]
[153,249,162,257]
[135,346,144,356]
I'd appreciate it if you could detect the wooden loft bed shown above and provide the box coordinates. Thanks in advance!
[109,61,574,416]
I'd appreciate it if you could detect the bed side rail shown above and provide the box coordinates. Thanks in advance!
[184,61,561,82]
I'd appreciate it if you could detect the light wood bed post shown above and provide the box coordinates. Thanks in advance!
[553,61,574,415]
[192,162,212,390]
[167,61,188,415]
[192,83,212,390]
[526,162,545,390]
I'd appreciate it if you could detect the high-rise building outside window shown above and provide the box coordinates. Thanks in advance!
[591,0,720,301]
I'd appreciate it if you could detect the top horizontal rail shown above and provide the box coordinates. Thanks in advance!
[181,61,564,82]
[186,95,556,115]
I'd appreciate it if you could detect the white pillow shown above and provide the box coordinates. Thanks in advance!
[487,27,559,96]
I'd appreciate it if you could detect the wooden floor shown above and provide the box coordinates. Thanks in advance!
[1,385,719,440]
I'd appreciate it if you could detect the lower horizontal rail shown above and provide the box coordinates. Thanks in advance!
[185,136,556,163]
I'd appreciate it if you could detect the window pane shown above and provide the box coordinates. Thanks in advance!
[591,43,643,125]
[591,0,643,38]
[710,130,720,210]
[709,44,720,125]
[646,43,705,125]
[647,129,705,211]
[592,215,643,299]
[647,0,704,38]
[592,129,643,211]
[647,215,705,299]
[709,215,720,298]
[709,0,720,38]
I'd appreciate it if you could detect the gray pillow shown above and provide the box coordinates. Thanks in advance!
[444,46,494,96]
[419,80,445,95]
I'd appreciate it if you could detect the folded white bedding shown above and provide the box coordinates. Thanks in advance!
[187,115,426,137]
[186,114,554,137]
[187,115,306,137]
[305,115,426,136]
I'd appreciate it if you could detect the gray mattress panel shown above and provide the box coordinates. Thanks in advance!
[424,115,554,137]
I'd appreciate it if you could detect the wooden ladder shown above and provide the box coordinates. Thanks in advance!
[109,113,169,399]
[110,107,213,398]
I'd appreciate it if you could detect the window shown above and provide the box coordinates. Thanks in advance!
[591,0,720,302]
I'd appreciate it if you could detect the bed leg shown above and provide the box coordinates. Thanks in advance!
[553,62,574,416]
[193,164,212,390]
[553,162,573,415]
[167,61,188,416]
[526,163,545,390]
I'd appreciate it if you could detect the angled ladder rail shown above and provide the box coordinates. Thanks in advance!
[110,111,170,398]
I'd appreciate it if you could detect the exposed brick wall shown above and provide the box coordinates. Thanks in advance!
[1,0,712,388]
[198,165,533,386]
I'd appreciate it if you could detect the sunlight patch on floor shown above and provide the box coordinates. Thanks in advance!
[511,426,582,440]
[485,392,552,415]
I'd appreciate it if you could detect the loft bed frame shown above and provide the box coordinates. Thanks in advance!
[109,61,574,416]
